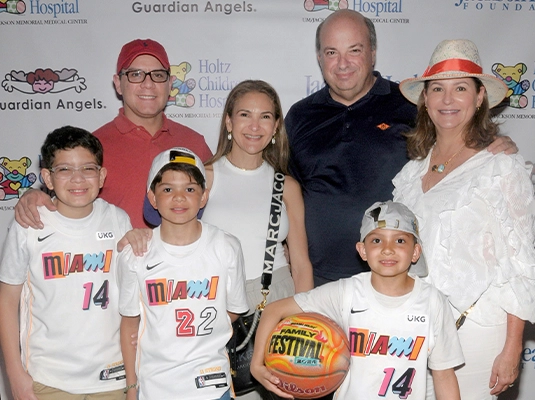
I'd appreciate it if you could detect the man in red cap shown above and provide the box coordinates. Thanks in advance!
[15,39,212,229]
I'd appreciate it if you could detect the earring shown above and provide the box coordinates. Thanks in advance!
[476,106,480,112]
[227,132,232,141]
[271,136,276,145]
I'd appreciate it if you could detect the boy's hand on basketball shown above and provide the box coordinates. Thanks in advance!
[10,370,38,400]
[118,229,152,255]
[14,189,56,230]
[250,363,294,399]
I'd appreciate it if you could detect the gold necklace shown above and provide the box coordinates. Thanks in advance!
[226,155,264,171]
[431,145,465,173]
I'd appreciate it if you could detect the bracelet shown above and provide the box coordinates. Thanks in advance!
[124,383,137,394]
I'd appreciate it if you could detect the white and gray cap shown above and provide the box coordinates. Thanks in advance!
[360,200,428,277]
[146,147,206,192]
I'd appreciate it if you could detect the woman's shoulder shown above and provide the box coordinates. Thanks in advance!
[475,149,532,178]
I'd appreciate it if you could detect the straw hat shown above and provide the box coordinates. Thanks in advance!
[399,39,507,108]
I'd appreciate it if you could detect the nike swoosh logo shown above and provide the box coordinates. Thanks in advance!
[37,233,55,242]
[146,262,163,270]
[350,309,366,314]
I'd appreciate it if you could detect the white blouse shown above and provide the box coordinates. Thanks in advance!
[393,150,535,326]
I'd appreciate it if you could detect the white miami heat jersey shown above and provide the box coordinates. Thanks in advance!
[118,221,248,400]
[0,199,132,394]
[294,273,463,399]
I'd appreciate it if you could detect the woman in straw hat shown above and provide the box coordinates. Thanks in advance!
[393,39,535,399]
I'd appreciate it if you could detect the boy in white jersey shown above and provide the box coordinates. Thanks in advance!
[118,147,248,400]
[251,201,464,400]
[0,126,132,400]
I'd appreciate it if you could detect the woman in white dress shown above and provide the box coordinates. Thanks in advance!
[393,39,535,399]
[202,80,314,400]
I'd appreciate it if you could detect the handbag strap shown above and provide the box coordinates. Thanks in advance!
[232,172,285,352]
[260,171,285,292]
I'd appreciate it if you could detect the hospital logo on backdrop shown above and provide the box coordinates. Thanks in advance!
[167,62,196,109]
[0,0,88,25]
[302,0,408,24]
[165,58,240,121]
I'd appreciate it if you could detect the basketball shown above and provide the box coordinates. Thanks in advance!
[264,312,350,399]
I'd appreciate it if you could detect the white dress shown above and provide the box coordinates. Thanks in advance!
[393,149,535,399]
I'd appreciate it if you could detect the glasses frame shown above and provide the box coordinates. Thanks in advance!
[48,164,102,179]
[119,69,170,84]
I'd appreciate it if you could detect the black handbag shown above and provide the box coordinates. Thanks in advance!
[226,172,285,396]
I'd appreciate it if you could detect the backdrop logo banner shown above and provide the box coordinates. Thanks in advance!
[2,68,86,95]
[29,0,79,18]
[0,156,37,201]
[303,0,349,12]
[0,0,26,14]
[522,345,535,370]
[454,0,535,11]
[131,1,255,15]
[0,67,106,112]
[492,62,531,109]
[167,62,197,108]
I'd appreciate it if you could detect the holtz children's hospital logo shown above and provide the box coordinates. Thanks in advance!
[492,62,530,109]
[0,156,37,200]
[167,62,196,108]
[2,68,86,94]
[304,0,348,12]
[1,0,82,17]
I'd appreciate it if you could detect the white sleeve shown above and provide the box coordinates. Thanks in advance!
[427,290,464,370]
[294,279,347,328]
[486,156,535,322]
[0,218,30,285]
[117,246,141,317]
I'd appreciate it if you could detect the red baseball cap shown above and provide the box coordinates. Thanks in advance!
[116,39,170,74]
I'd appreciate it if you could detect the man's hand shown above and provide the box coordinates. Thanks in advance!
[487,135,518,155]
[14,189,56,229]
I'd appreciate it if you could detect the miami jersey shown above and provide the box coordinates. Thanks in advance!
[118,222,248,400]
[294,273,464,399]
[0,199,132,394]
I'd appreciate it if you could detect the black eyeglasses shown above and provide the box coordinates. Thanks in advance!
[119,69,170,83]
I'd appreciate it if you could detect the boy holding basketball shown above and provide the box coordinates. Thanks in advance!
[118,147,248,400]
[251,201,463,399]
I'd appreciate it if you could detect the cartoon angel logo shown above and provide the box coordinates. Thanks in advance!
[2,68,87,94]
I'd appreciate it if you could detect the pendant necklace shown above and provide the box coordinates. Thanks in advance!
[431,145,465,173]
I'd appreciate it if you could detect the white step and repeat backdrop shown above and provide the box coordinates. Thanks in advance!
[1,1,534,399]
